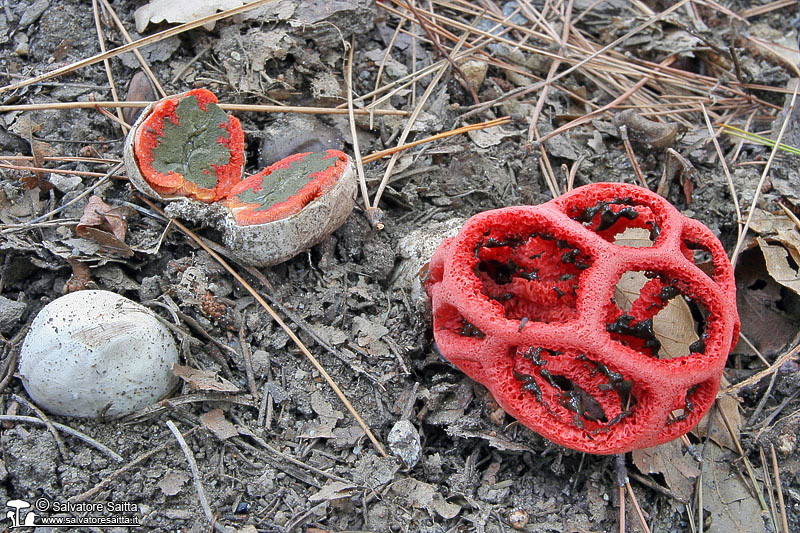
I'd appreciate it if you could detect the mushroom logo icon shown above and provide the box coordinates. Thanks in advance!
[5,500,37,528]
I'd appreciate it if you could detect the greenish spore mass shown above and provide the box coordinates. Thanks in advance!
[237,152,334,211]
[151,95,231,189]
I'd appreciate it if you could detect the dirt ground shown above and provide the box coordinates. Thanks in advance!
[0,0,799,531]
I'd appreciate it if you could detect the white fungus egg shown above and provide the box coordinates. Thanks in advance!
[19,290,180,418]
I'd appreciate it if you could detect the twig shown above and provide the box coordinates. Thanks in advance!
[95,104,131,129]
[370,19,473,221]
[626,481,652,533]
[404,0,480,105]
[12,394,68,460]
[124,393,255,422]
[717,402,769,512]
[700,103,742,245]
[0,163,126,181]
[738,332,771,367]
[0,415,122,462]
[370,18,405,128]
[240,265,386,390]
[166,420,233,533]
[532,55,675,147]
[139,197,388,457]
[70,427,200,503]
[0,0,276,95]
[753,389,800,443]
[344,37,371,215]
[747,370,779,427]
[362,116,511,163]
[19,162,122,227]
[0,155,121,165]
[740,0,796,18]
[615,454,627,533]
[91,0,126,129]
[697,463,704,533]
[526,0,573,148]
[730,84,798,267]
[566,154,585,192]
[0,101,407,115]
[459,0,693,119]
[233,429,351,484]
[721,343,800,395]
[770,444,790,533]
[170,45,210,85]
[629,471,689,505]
[686,501,697,533]
[98,0,167,98]
[619,125,649,188]
[760,446,780,533]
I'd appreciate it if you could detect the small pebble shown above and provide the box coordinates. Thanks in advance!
[259,114,344,168]
[48,173,82,193]
[123,70,157,126]
[508,508,529,529]
[387,419,422,469]
[0,296,26,333]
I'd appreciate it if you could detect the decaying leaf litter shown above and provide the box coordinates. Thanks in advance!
[0,0,799,531]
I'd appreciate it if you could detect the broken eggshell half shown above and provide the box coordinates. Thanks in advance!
[18,290,180,418]
[124,88,244,203]
[221,149,357,266]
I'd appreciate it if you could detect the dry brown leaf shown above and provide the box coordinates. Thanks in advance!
[734,246,800,356]
[632,439,700,502]
[76,196,135,257]
[756,236,800,296]
[701,441,764,532]
[172,364,239,392]
[390,478,461,520]
[693,375,741,450]
[158,470,189,496]
[749,208,800,248]
[308,481,357,503]
[614,228,699,359]
[10,116,56,191]
[77,196,132,241]
[200,408,239,440]
[749,208,800,293]
[134,0,259,32]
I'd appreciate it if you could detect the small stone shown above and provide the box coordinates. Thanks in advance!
[458,59,488,92]
[138,275,162,301]
[311,71,342,102]
[18,0,49,30]
[387,419,422,469]
[777,429,796,455]
[0,295,25,333]
[508,508,529,529]
[251,350,270,376]
[49,173,83,193]
[259,114,344,168]
[13,34,29,57]
[502,1,528,26]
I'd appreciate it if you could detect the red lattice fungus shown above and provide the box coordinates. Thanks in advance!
[426,183,739,454]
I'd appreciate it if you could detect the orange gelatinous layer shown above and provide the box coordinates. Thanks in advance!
[132,88,244,202]
[226,149,348,226]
